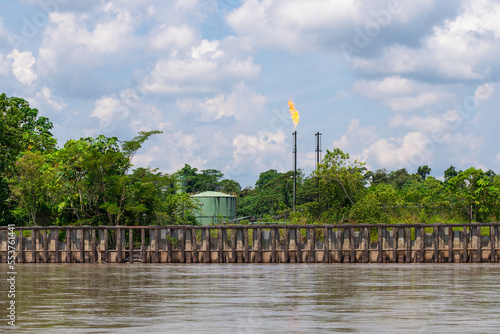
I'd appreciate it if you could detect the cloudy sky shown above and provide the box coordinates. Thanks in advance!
[1,0,499,187]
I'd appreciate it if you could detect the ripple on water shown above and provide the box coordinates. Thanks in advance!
[1,263,500,333]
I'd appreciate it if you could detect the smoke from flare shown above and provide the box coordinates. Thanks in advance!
[288,99,300,128]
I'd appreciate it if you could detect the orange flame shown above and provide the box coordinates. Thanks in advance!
[288,99,300,128]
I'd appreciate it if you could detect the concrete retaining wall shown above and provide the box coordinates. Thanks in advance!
[1,224,498,264]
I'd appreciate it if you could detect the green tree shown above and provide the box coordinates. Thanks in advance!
[417,165,431,181]
[219,179,241,194]
[109,130,163,225]
[387,168,414,189]
[366,168,389,185]
[401,176,449,223]
[156,192,201,225]
[51,136,128,225]
[121,167,176,225]
[237,170,300,218]
[177,164,200,193]
[316,148,366,222]
[198,169,224,192]
[0,94,56,173]
[176,164,237,194]
[350,183,399,224]
[8,151,59,226]
[50,131,161,225]
[485,169,496,181]
[444,165,458,183]
[0,94,56,224]
[448,168,498,223]
[255,169,280,188]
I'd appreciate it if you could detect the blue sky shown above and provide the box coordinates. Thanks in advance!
[1,0,499,187]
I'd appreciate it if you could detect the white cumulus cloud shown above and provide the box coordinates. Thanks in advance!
[352,0,500,80]
[367,131,433,170]
[91,95,129,122]
[38,5,138,76]
[148,24,198,53]
[226,0,437,53]
[230,129,288,174]
[332,119,378,152]
[176,82,266,121]
[144,39,260,94]
[352,76,453,112]
[7,50,38,85]
[32,87,67,111]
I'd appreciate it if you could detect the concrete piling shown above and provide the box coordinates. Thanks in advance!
[2,223,500,264]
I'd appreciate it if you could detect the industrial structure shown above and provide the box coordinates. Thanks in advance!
[192,191,236,225]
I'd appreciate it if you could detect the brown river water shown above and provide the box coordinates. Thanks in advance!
[1,263,500,333]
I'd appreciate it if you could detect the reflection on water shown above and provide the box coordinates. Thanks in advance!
[1,264,500,333]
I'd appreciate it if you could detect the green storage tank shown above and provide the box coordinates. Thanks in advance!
[192,191,236,225]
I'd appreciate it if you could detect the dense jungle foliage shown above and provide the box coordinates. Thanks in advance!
[1,94,499,226]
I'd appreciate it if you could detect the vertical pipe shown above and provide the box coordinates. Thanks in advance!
[271,228,276,263]
[419,227,425,263]
[232,228,237,263]
[154,228,159,263]
[235,229,243,263]
[448,227,453,263]
[350,227,355,263]
[463,226,468,263]
[377,227,382,263]
[116,228,121,264]
[257,228,262,263]
[103,229,108,263]
[338,228,343,263]
[81,229,86,263]
[296,227,302,263]
[323,227,329,263]
[406,227,411,263]
[141,228,146,263]
[491,226,496,263]
[128,229,133,263]
[205,228,211,263]
[66,229,70,263]
[179,228,185,263]
[284,228,289,263]
[293,131,297,212]
[434,227,439,263]
[192,228,198,263]
[382,228,387,263]
[166,228,172,263]
[476,225,481,263]
[18,230,24,263]
[306,229,311,262]
[364,227,370,263]
[43,229,48,263]
[309,227,316,263]
[392,227,398,263]
[218,228,223,263]
[244,228,249,263]
[315,132,322,204]
[91,229,96,263]
[32,228,36,263]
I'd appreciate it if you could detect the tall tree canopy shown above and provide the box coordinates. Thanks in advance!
[1,94,56,225]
